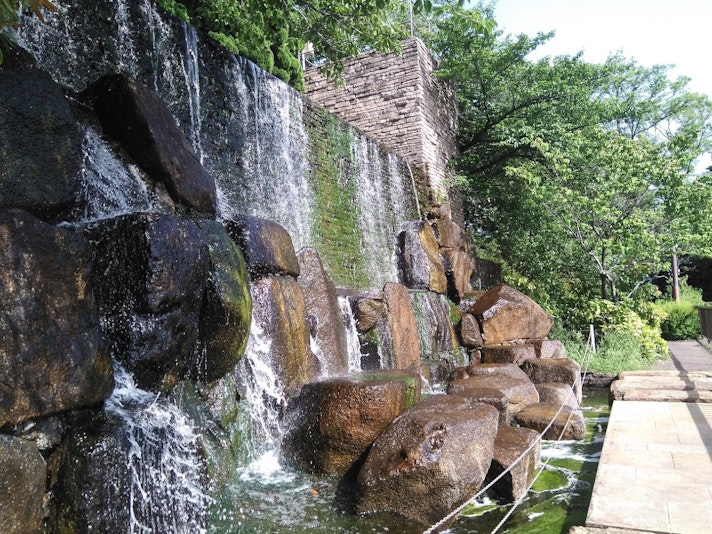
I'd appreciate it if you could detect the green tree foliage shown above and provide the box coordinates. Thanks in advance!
[158,0,412,90]
[425,2,712,335]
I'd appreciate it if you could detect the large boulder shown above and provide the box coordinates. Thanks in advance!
[520,358,583,405]
[513,403,586,440]
[356,395,499,526]
[90,212,210,391]
[0,47,83,223]
[467,284,553,345]
[536,382,579,409]
[459,313,484,348]
[486,426,541,501]
[447,386,509,426]
[225,215,300,279]
[297,248,349,376]
[0,435,46,534]
[0,209,113,426]
[397,221,447,294]
[196,220,252,382]
[441,248,474,302]
[282,372,420,475]
[447,374,539,414]
[85,74,216,215]
[409,290,459,358]
[249,276,319,397]
[481,343,537,365]
[350,293,385,333]
[379,282,421,371]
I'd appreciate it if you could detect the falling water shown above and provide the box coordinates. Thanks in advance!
[73,126,153,222]
[105,364,210,534]
[339,296,364,373]
[181,22,204,162]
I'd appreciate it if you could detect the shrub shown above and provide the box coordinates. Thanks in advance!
[659,300,700,340]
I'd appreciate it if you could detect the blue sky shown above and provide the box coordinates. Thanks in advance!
[492,0,712,98]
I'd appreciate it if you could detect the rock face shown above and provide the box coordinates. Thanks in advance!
[467,284,553,345]
[486,426,541,501]
[459,312,484,348]
[397,221,447,294]
[86,74,217,215]
[282,373,420,475]
[0,47,83,223]
[0,435,46,534]
[225,215,300,279]
[297,248,349,376]
[0,209,113,426]
[196,220,252,382]
[379,282,422,371]
[250,276,319,397]
[90,212,211,391]
[356,395,499,526]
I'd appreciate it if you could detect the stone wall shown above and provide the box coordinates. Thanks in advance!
[304,38,458,208]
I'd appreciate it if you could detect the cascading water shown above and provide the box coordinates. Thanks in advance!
[339,296,364,373]
[105,364,210,534]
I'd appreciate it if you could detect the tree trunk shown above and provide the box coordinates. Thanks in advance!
[672,253,680,302]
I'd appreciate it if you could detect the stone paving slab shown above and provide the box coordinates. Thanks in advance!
[586,401,712,533]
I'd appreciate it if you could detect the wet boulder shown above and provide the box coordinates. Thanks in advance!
[249,276,319,397]
[297,248,349,376]
[0,435,46,534]
[351,294,385,333]
[397,221,447,294]
[441,248,474,302]
[409,290,459,358]
[447,373,538,415]
[459,313,484,348]
[379,282,421,371]
[0,47,83,223]
[0,209,113,426]
[225,215,300,279]
[535,382,579,409]
[427,204,462,249]
[520,358,583,405]
[90,212,210,391]
[481,343,537,365]
[513,403,586,440]
[467,284,553,345]
[86,73,216,215]
[356,395,499,526]
[447,386,509,426]
[196,220,252,382]
[486,426,541,501]
[533,339,567,359]
[282,372,420,475]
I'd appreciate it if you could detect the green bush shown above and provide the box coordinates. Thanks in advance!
[659,300,700,340]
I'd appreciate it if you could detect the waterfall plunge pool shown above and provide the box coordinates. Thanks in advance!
[206,387,609,533]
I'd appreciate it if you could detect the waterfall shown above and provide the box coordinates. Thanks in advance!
[74,126,153,222]
[339,296,364,373]
[181,22,204,162]
[105,364,209,534]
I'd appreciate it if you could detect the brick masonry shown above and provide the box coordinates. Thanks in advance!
[304,38,459,210]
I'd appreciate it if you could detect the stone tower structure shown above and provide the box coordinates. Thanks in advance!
[304,38,459,212]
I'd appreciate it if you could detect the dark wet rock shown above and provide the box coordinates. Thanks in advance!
[0,209,113,426]
[85,73,216,215]
[513,403,586,440]
[351,294,385,333]
[520,358,583,405]
[283,372,420,475]
[486,426,540,501]
[225,215,300,279]
[0,434,46,534]
[0,47,83,223]
[481,343,537,365]
[428,204,463,249]
[459,313,484,348]
[356,395,499,526]
[196,220,252,382]
[11,415,66,451]
[535,382,579,409]
[90,212,210,391]
[466,284,553,345]
[297,247,349,376]
[249,276,319,397]
[441,248,473,301]
[397,221,447,294]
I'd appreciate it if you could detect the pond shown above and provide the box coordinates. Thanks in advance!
[210,387,610,533]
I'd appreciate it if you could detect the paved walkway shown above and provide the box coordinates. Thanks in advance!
[583,340,712,534]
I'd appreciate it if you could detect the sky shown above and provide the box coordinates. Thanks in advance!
[491,0,712,98]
